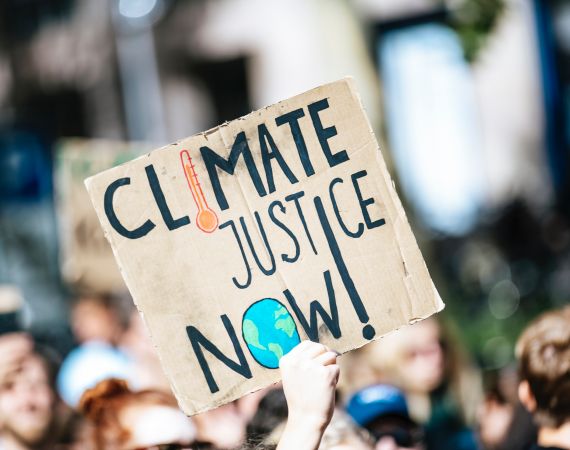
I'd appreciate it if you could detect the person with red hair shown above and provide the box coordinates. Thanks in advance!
[78,379,196,450]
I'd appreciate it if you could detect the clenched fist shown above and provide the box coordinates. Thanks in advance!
[277,341,340,450]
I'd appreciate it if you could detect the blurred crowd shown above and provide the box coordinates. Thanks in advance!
[0,285,568,450]
[1,0,570,449]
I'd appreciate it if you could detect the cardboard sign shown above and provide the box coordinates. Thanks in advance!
[85,78,444,415]
[56,139,152,293]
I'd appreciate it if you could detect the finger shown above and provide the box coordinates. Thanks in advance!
[292,340,313,351]
[285,340,312,358]
[300,342,329,359]
[281,342,309,365]
[286,340,327,360]
[329,364,340,385]
[314,351,338,366]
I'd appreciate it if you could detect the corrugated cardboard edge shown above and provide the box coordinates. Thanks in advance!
[343,76,444,315]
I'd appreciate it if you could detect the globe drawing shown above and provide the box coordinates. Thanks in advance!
[242,298,301,369]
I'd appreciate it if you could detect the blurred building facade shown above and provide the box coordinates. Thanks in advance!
[0,0,568,366]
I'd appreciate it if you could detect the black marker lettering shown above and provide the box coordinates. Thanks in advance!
[308,99,349,168]
[329,177,364,238]
[258,123,298,193]
[240,213,276,276]
[268,200,300,263]
[351,170,386,230]
[186,315,252,394]
[104,178,155,239]
[201,132,267,211]
[220,220,252,289]
[145,165,190,231]
[314,196,375,340]
[275,108,315,177]
[285,191,318,255]
[284,270,341,341]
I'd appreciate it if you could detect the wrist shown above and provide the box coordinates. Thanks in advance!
[277,413,329,450]
[287,411,330,433]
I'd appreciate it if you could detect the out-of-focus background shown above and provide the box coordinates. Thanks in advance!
[0,0,569,394]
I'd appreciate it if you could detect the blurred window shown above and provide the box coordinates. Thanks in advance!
[378,21,484,235]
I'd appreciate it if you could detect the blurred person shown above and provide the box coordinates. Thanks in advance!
[318,410,373,450]
[119,311,171,393]
[70,294,127,346]
[0,285,80,449]
[478,368,536,450]
[246,388,288,442]
[0,333,32,394]
[516,306,570,450]
[478,387,513,449]
[192,401,246,449]
[337,344,382,397]
[237,387,274,424]
[343,318,481,450]
[0,286,32,389]
[58,293,133,407]
[0,346,78,450]
[346,384,424,450]
[78,378,196,450]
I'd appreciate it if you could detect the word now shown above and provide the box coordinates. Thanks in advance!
[187,188,383,394]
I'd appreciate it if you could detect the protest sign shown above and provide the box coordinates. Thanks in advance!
[56,139,152,293]
[85,78,444,415]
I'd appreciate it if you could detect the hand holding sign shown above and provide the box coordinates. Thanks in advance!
[277,341,340,450]
[280,341,339,428]
[85,78,443,415]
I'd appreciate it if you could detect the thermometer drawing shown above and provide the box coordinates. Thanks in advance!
[180,150,219,233]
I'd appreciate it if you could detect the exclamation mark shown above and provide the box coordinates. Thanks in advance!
[314,196,376,340]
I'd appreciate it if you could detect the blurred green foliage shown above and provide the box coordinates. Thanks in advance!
[449,0,506,62]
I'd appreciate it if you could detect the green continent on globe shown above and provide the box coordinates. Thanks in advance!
[274,305,289,319]
[242,299,301,369]
[268,342,284,360]
[242,319,266,350]
[275,316,297,338]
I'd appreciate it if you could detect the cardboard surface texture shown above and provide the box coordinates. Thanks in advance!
[56,139,152,293]
[85,78,444,415]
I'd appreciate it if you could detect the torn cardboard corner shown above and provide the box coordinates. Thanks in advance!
[85,77,444,415]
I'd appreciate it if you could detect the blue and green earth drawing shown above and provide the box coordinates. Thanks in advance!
[242,298,301,369]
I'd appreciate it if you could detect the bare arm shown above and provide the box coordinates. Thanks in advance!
[277,341,339,450]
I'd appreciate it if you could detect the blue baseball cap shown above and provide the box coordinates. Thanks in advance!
[346,384,410,426]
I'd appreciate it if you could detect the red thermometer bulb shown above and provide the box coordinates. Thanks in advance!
[180,150,218,233]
